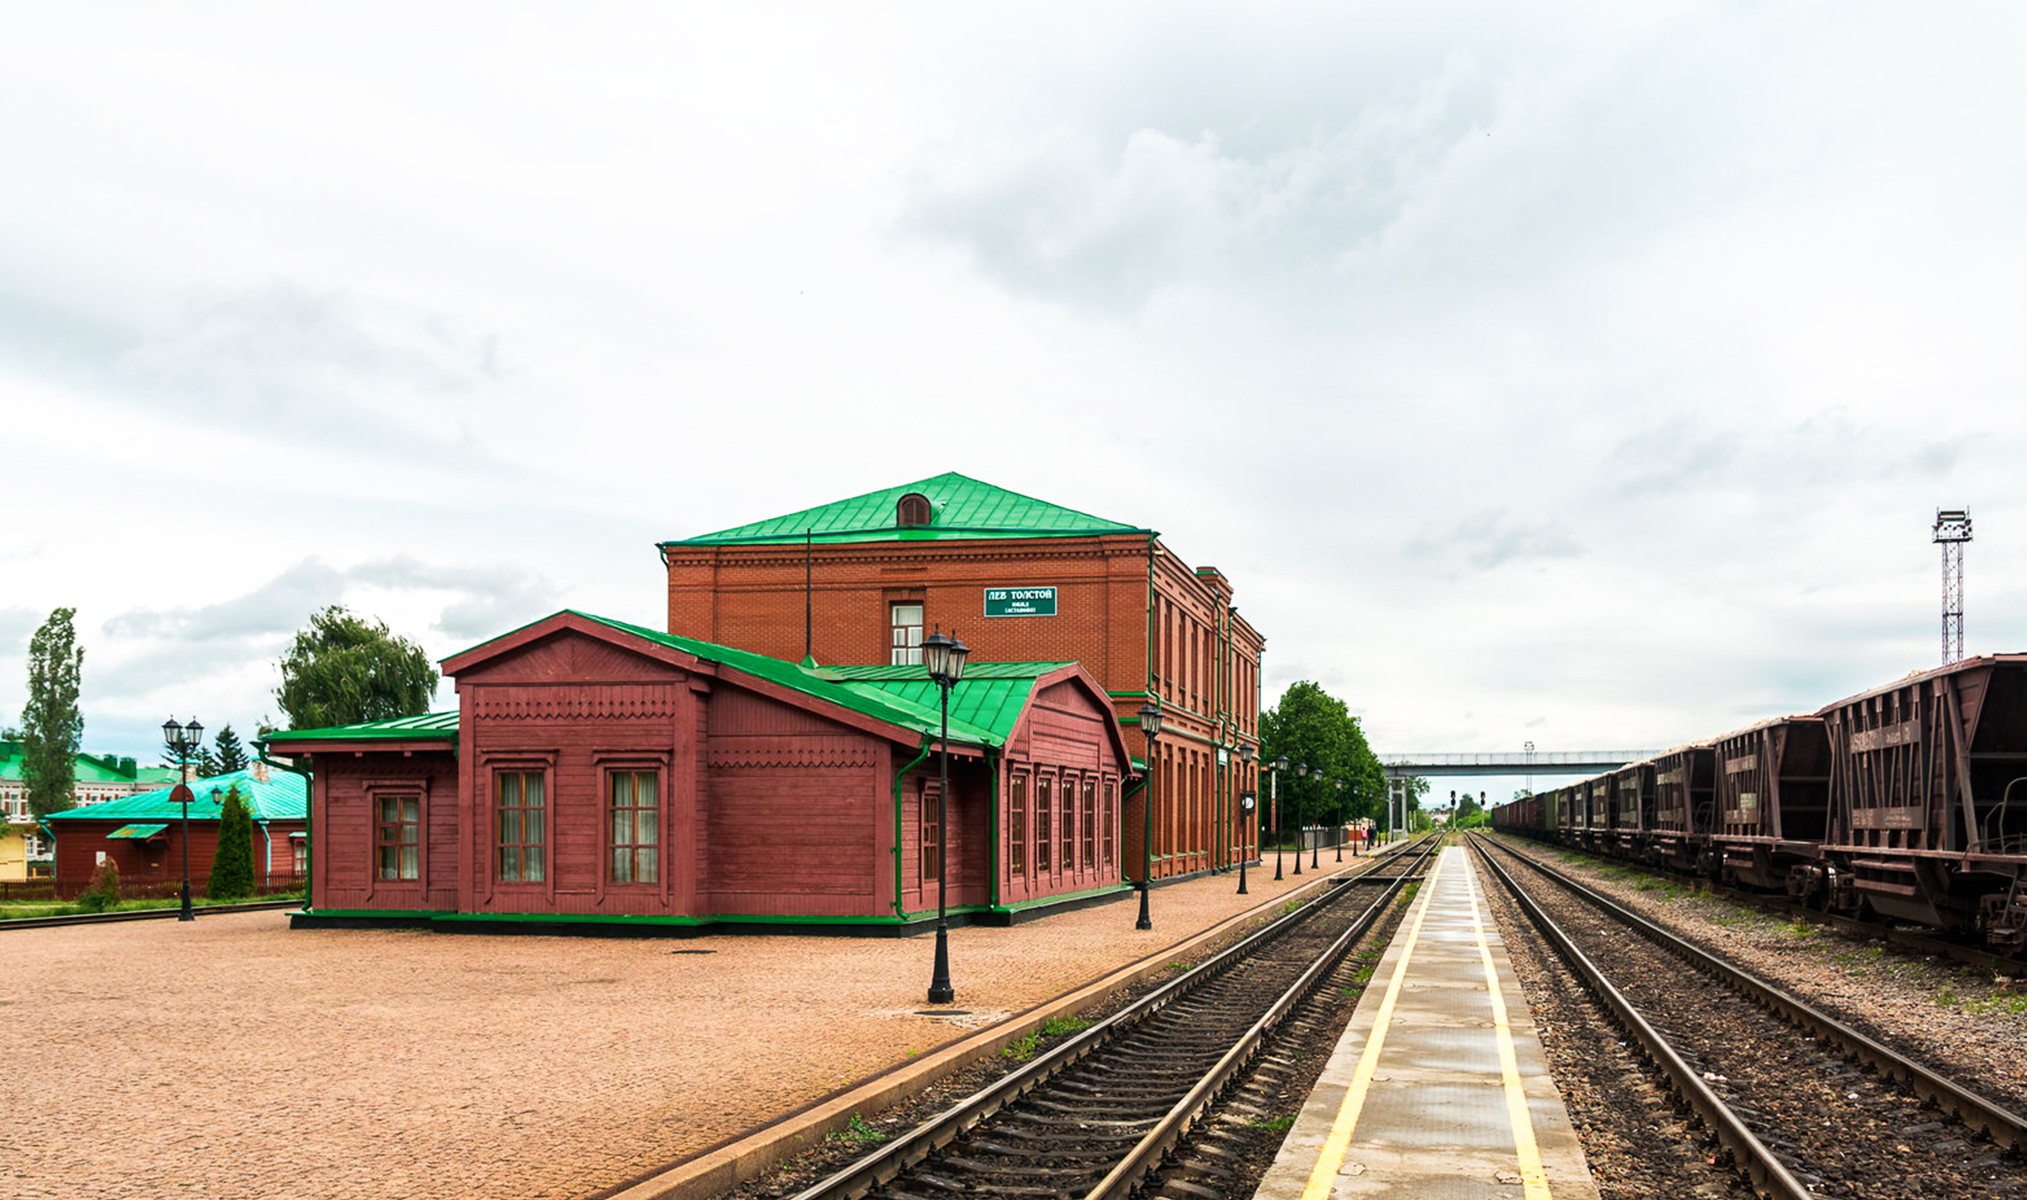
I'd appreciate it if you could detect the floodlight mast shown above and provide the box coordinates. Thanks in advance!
[1934,508,1972,665]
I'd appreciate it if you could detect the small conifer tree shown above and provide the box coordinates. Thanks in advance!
[206,786,256,899]
[77,858,121,913]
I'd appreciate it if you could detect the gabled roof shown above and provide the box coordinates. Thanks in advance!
[41,767,306,824]
[662,472,1149,547]
[816,662,1073,745]
[0,743,149,785]
[265,710,460,748]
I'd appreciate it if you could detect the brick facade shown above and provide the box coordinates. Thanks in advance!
[663,511,1265,884]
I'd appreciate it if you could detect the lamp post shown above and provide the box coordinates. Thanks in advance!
[1271,756,1288,880]
[923,628,969,1005]
[1310,771,1322,871]
[162,716,202,921]
[1136,702,1163,931]
[1236,791,1254,894]
[1238,745,1257,883]
[1334,779,1346,862]
[1291,765,1306,875]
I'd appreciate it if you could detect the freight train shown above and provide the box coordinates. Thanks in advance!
[1492,654,2027,949]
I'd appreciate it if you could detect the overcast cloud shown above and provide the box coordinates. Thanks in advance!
[2,2,2024,799]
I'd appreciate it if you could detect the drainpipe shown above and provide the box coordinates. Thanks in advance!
[987,749,1001,910]
[891,742,932,918]
[1144,534,1157,876]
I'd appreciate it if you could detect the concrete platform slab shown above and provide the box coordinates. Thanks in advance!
[1256,846,1599,1200]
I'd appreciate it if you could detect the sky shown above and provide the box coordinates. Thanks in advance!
[4,3,2024,801]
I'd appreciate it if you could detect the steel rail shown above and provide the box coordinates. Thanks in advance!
[789,835,1439,1200]
[1468,835,1812,1200]
[1475,834,2027,1153]
[1,897,301,931]
[1082,835,1441,1200]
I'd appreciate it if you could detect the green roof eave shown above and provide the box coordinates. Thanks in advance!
[661,472,1150,548]
[264,711,460,746]
[660,524,1154,548]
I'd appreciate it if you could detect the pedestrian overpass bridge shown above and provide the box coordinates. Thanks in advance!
[1377,750,1662,779]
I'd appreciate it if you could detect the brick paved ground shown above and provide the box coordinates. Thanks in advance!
[4,848,1373,1200]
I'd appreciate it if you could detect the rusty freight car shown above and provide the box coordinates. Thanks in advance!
[1818,655,2027,944]
[1710,716,1832,892]
[1651,744,1716,873]
[1609,760,1656,859]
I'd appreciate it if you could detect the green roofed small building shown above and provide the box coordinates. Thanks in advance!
[40,765,307,897]
[263,610,1135,932]
[0,741,183,881]
[661,472,1266,885]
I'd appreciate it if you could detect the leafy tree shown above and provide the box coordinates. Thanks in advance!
[275,606,436,730]
[206,785,255,899]
[210,724,249,775]
[20,608,84,820]
[1258,681,1386,840]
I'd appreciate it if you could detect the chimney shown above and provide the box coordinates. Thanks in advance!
[251,761,271,784]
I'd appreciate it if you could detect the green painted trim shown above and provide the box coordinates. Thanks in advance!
[303,908,453,918]
[987,749,1000,910]
[432,910,909,927]
[892,902,996,921]
[891,742,931,918]
[990,881,1132,913]
[663,525,1155,548]
[1107,690,1150,699]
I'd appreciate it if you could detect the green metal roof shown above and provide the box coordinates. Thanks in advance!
[664,473,1148,547]
[0,742,149,785]
[41,767,306,825]
[265,710,460,747]
[816,662,1073,745]
[107,823,168,840]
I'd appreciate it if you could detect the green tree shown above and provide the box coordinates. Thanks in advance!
[1258,681,1386,838]
[210,724,249,774]
[20,608,84,820]
[206,785,256,899]
[275,606,436,730]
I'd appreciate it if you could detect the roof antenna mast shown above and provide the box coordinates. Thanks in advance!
[1933,507,1972,665]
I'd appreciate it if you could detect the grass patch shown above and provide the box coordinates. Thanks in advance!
[1168,960,1194,971]
[826,1113,885,1144]
[1782,920,1819,940]
[1040,1014,1091,1037]
[0,893,303,921]
[1001,1033,1041,1062]
[1245,1115,1296,1132]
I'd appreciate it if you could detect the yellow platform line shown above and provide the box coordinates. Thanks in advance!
[1298,855,1441,1200]
[1466,863,1553,1200]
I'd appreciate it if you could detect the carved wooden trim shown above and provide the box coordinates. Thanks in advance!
[706,745,880,769]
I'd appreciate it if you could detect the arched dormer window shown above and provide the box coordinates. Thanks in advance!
[897,492,932,528]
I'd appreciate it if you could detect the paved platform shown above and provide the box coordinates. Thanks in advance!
[1,846,1388,1200]
[1257,846,1600,1200]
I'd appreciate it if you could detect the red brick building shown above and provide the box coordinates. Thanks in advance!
[267,611,1134,930]
[660,473,1266,883]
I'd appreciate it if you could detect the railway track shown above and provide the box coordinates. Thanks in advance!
[787,835,1441,1200]
[1471,833,2027,1199]
[0,897,301,931]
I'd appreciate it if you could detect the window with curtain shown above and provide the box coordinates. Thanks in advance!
[1009,774,1026,874]
[1037,776,1052,872]
[891,603,924,666]
[1082,778,1096,869]
[609,769,659,884]
[496,770,545,883]
[920,781,940,882]
[376,794,420,880]
[1060,774,1075,870]
[1103,780,1116,866]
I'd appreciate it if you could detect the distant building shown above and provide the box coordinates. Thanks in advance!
[0,743,181,881]
[660,473,1266,884]
[41,764,307,897]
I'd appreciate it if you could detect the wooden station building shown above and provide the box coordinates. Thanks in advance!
[42,765,307,898]
[266,610,1134,931]
[660,473,1267,884]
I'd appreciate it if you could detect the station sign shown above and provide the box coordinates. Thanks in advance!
[983,586,1057,617]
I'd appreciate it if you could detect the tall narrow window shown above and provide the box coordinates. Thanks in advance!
[1037,777,1052,872]
[1009,774,1027,875]
[609,770,659,884]
[920,782,941,882]
[1082,779,1097,869]
[496,771,545,883]
[1103,781,1116,866]
[376,794,420,880]
[1060,775,1075,869]
[293,838,307,877]
[891,603,924,666]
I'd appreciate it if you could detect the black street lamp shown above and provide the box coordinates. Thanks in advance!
[1237,745,1256,895]
[1334,779,1346,862]
[1136,702,1163,931]
[1264,758,1281,879]
[1310,771,1322,871]
[923,627,969,1005]
[162,716,202,921]
[1291,764,1307,875]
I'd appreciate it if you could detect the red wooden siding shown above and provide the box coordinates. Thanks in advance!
[310,751,459,912]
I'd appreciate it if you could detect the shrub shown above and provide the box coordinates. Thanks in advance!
[206,785,255,900]
[76,859,122,913]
